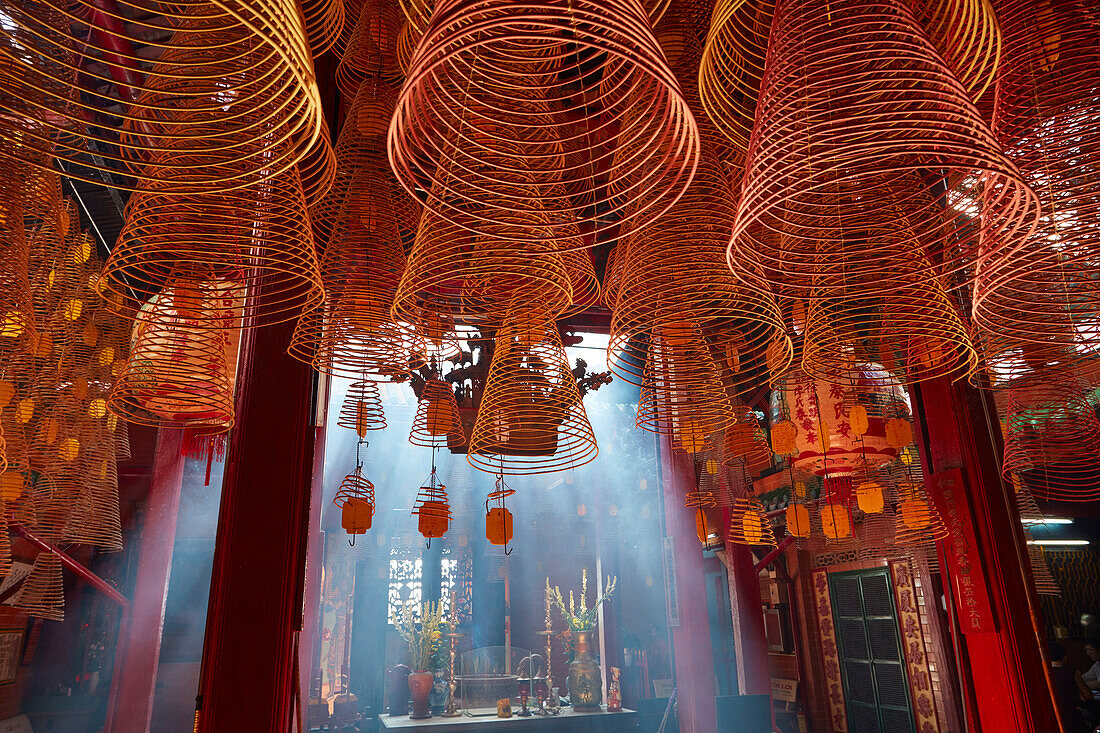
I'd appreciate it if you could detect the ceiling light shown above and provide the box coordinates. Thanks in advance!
[1027,539,1089,546]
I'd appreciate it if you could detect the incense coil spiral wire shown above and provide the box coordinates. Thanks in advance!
[634,327,738,441]
[336,0,402,96]
[893,481,949,546]
[602,245,625,311]
[801,271,978,387]
[108,311,236,432]
[0,1,325,194]
[0,172,37,358]
[334,464,377,540]
[971,0,1100,371]
[719,408,772,473]
[726,0,1039,297]
[727,494,776,546]
[999,372,1100,501]
[301,0,348,57]
[610,116,791,393]
[699,0,1001,151]
[560,249,602,319]
[468,308,598,475]
[412,470,452,543]
[393,207,575,332]
[63,435,123,552]
[337,381,388,436]
[409,378,466,449]
[389,0,699,248]
[101,164,323,330]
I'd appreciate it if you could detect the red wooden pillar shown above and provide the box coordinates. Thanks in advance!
[912,377,1059,733]
[105,427,186,733]
[195,320,317,732]
[724,543,770,696]
[658,435,717,733]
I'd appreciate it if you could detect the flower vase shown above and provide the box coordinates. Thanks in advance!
[567,629,602,712]
[408,670,434,719]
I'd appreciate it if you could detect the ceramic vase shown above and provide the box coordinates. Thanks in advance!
[568,629,602,712]
[409,670,434,719]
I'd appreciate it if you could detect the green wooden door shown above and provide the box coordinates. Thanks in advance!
[828,569,915,733]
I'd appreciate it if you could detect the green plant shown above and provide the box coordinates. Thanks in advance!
[395,600,443,671]
[548,569,617,633]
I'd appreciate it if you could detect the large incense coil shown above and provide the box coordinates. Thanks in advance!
[699,0,1001,150]
[635,328,738,439]
[389,0,699,248]
[0,170,37,358]
[101,166,323,330]
[971,0,1100,365]
[108,313,235,432]
[336,0,401,96]
[337,381,387,436]
[602,244,625,311]
[802,272,978,387]
[409,378,466,448]
[63,436,122,552]
[468,309,597,475]
[719,408,772,474]
[893,481,949,546]
[1028,544,1062,597]
[15,551,64,621]
[610,141,791,394]
[0,1,325,194]
[290,171,416,378]
[301,0,348,57]
[334,465,376,534]
[393,207,574,331]
[999,372,1100,501]
[727,494,776,546]
[727,0,1039,295]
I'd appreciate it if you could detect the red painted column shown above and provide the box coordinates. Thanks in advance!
[195,320,317,732]
[658,435,717,733]
[912,377,1059,733]
[106,427,186,733]
[724,543,770,696]
[299,423,328,707]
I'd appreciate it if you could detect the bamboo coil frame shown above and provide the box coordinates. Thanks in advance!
[801,272,978,387]
[101,165,323,330]
[971,0,1100,367]
[726,0,1039,296]
[108,314,236,432]
[699,0,1002,150]
[0,1,325,194]
[409,378,466,449]
[337,381,387,436]
[389,0,699,248]
[468,308,597,475]
[336,0,401,96]
[999,372,1100,501]
[301,0,348,57]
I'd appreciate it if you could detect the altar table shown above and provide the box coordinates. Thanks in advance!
[380,708,639,732]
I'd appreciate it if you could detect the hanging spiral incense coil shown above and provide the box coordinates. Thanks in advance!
[699,0,1001,150]
[999,371,1100,501]
[801,271,978,387]
[336,0,402,95]
[560,249,602,319]
[971,0,1100,370]
[412,470,452,542]
[893,481,949,546]
[602,244,625,311]
[102,164,323,330]
[409,378,466,449]
[393,207,575,331]
[469,308,597,475]
[0,171,37,359]
[727,0,1038,297]
[301,0,348,57]
[0,1,325,194]
[15,550,64,621]
[1028,545,1062,597]
[63,436,122,552]
[334,464,376,538]
[719,408,772,473]
[727,494,776,546]
[338,381,387,436]
[610,139,791,396]
[634,327,738,440]
[389,0,698,248]
[108,310,236,432]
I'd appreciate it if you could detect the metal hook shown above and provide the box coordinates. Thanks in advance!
[504,544,513,556]
[426,537,432,550]
[348,535,356,547]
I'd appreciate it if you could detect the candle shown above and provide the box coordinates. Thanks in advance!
[544,579,551,630]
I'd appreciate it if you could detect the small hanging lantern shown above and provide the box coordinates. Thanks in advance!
[412,464,451,547]
[333,436,376,545]
[855,481,885,514]
[727,495,776,547]
[786,503,811,538]
[820,501,852,540]
[485,473,515,554]
[885,418,913,448]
